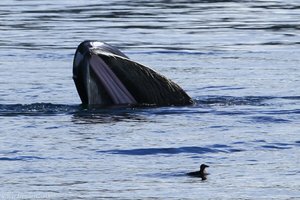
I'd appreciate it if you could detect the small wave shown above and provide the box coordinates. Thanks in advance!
[259,110,300,115]
[128,50,215,56]
[0,150,21,155]
[0,103,79,116]
[261,145,292,150]
[31,181,88,187]
[260,41,300,46]
[251,4,300,10]
[194,95,272,106]
[250,140,298,151]
[98,145,244,156]
[250,116,290,123]
[233,24,300,31]
[0,156,45,161]
[282,96,300,100]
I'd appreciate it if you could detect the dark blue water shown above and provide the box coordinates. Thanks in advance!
[0,0,300,199]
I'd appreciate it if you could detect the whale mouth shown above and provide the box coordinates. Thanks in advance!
[73,40,194,106]
[73,41,137,106]
[89,54,137,105]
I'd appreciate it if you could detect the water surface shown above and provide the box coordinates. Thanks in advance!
[0,0,300,199]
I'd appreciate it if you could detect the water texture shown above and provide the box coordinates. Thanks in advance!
[0,0,300,199]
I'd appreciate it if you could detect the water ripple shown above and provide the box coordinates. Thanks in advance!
[250,116,291,123]
[98,145,244,156]
[0,156,45,161]
[195,95,272,106]
[0,103,78,116]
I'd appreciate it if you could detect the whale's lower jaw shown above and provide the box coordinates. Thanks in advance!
[85,61,113,105]
[87,54,136,105]
[73,57,136,106]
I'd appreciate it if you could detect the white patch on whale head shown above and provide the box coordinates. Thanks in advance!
[90,41,105,48]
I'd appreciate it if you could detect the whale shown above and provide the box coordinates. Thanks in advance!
[73,41,193,106]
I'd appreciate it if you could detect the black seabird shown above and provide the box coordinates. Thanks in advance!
[187,164,209,180]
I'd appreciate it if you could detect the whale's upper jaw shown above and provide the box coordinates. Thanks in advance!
[73,41,104,105]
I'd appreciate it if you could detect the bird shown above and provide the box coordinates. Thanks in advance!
[187,164,209,180]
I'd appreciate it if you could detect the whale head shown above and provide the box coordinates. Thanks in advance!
[73,41,193,106]
[73,41,135,106]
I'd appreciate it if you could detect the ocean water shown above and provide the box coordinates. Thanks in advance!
[0,0,300,199]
